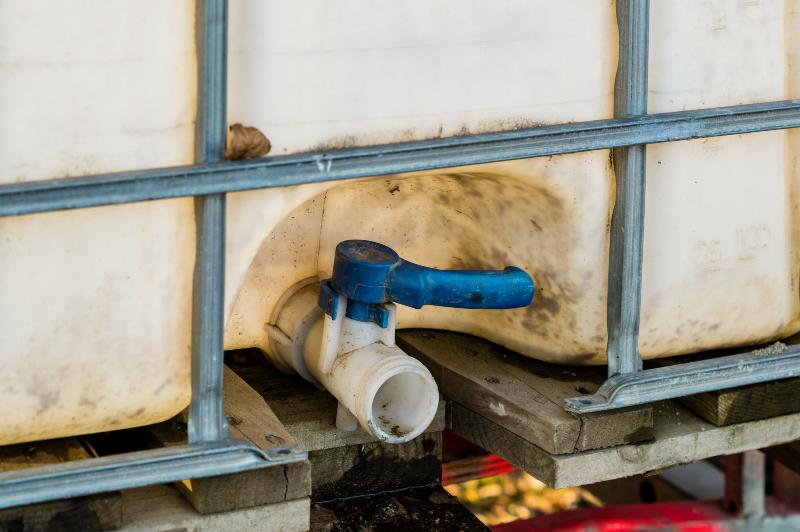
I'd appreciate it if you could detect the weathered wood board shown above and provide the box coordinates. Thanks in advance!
[451,401,800,488]
[227,349,446,452]
[645,343,800,427]
[144,365,311,514]
[119,484,309,532]
[396,330,653,454]
[679,377,800,426]
[311,432,442,502]
[0,438,122,531]
[228,349,446,501]
[765,440,800,475]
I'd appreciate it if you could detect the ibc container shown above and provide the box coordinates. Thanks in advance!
[0,0,798,445]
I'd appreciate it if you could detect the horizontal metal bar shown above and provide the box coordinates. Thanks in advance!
[1,99,799,218]
[564,345,800,414]
[0,439,306,510]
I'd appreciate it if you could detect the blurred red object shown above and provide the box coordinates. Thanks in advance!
[491,501,735,531]
[442,429,515,485]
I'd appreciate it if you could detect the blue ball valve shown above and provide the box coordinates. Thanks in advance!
[318,240,535,327]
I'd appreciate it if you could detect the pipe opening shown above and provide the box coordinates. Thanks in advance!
[371,371,437,442]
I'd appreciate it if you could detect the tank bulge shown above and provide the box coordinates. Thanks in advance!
[226,155,615,365]
[224,182,332,350]
[316,156,614,364]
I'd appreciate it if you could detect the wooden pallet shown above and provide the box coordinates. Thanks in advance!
[119,484,308,532]
[79,363,312,516]
[227,349,447,502]
[648,344,800,427]
[0,345,446,529]
[142,366,311,514]
[396,330,800,489]
[0,478,308,532]
[8,330,798,528]
[680,377,800,426]
[397,330,654,454]
[0,439,122,531]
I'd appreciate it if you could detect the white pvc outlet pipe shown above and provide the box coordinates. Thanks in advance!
[268,282,439,444]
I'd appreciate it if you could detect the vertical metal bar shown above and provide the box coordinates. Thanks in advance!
[607,0,649,376]
[188,0,229,443]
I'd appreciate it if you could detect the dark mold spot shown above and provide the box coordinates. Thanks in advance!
[312,438,441,502]
[421,437,436,453]
[624,425,655,444]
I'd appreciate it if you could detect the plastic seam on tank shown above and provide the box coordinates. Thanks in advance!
[1,101,800,217]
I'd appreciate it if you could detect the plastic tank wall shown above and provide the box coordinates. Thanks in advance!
[0,0,798,445]
[641,0,800,356]
[0,0,197,444]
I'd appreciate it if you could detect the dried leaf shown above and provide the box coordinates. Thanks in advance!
[225,123,271,160]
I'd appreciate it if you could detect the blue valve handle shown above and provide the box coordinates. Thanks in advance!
[318,240,535,327]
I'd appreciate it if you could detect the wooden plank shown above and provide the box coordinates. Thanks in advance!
[179,366,310,513]
[227,349,446,452]
[680,377,800,426]
[397,330,653,454]
[764,441,800,475]
[0,492,122,532]
[451,401,800,488]
[0,439,122,531]
[120,484,309,532]
[450,404,560,486]
[311,432,442,502]
[144,366,311,514]
[773,461,800,509]
[227,349,447,503]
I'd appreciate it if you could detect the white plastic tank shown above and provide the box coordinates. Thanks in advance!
[0,0,798,445]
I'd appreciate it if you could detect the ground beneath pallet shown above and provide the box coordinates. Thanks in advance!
[310,486,487,531]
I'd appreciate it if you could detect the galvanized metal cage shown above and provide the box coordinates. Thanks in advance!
[1,0,799,509]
